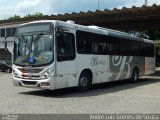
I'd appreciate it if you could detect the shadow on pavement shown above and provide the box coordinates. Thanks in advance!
[148,69,160,77]
[19,69,160,98]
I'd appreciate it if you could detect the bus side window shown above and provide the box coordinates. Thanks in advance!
[57,34,65,54]
[76,31,93,54]
[107,36,120,55]
[57,32,75,61]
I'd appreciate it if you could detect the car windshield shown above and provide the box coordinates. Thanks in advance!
[13,33,54,66]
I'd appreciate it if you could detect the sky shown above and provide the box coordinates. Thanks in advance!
[0,0,160,20]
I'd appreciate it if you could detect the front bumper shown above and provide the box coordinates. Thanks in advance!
[12,76,55,90]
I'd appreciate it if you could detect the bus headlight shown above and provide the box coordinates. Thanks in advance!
[41,69,54,79]
[12,70,18,78]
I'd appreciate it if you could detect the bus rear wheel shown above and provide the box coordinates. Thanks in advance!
[78,71,92,91]
[131,68,139,82]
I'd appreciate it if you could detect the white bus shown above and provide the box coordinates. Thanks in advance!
[12,20,155,91]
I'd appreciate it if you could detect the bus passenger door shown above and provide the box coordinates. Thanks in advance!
[55,31,77,89]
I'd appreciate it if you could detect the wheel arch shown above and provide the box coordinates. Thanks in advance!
[131,66,139,82]
[132,66,139,74]
[79,68,93,83]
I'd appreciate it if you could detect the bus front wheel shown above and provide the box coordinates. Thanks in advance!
[78,71,92,91]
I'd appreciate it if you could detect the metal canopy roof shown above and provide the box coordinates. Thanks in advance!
[0,4,160,30]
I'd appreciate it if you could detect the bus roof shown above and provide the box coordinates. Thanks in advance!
[57,20,154,44]
[19,20,154,44]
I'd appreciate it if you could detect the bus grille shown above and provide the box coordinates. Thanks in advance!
[22,81,37,85]
[18,68,43,73]
[21,75,40,80]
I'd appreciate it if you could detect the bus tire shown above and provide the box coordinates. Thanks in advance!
[6,68,11,73]
[78,71,92,91]
[131,68,139,82]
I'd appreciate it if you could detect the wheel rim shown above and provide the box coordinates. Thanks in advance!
[79,77,88,87]
[133,71,138,81]
[7,69,11,73]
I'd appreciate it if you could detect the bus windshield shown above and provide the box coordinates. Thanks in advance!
[13,33,54,66]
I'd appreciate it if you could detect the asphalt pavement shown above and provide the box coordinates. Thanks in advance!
[0,69,160,114]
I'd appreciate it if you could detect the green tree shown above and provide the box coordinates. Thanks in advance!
[24,12,43,18]
[9,15,21,20]
[146,30,160,40]
[8,12,43,20]
[155,40,160,66]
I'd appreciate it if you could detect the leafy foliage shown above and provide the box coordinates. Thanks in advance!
[155,40,160,66]
[24,12,43,18]
[9,15,21,20]
[8,12,43,20]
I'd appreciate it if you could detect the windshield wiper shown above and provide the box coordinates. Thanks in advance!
[28,33,44,64]
[30,33,44,53]
[20,35,28,55]
[31,33,44,44]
